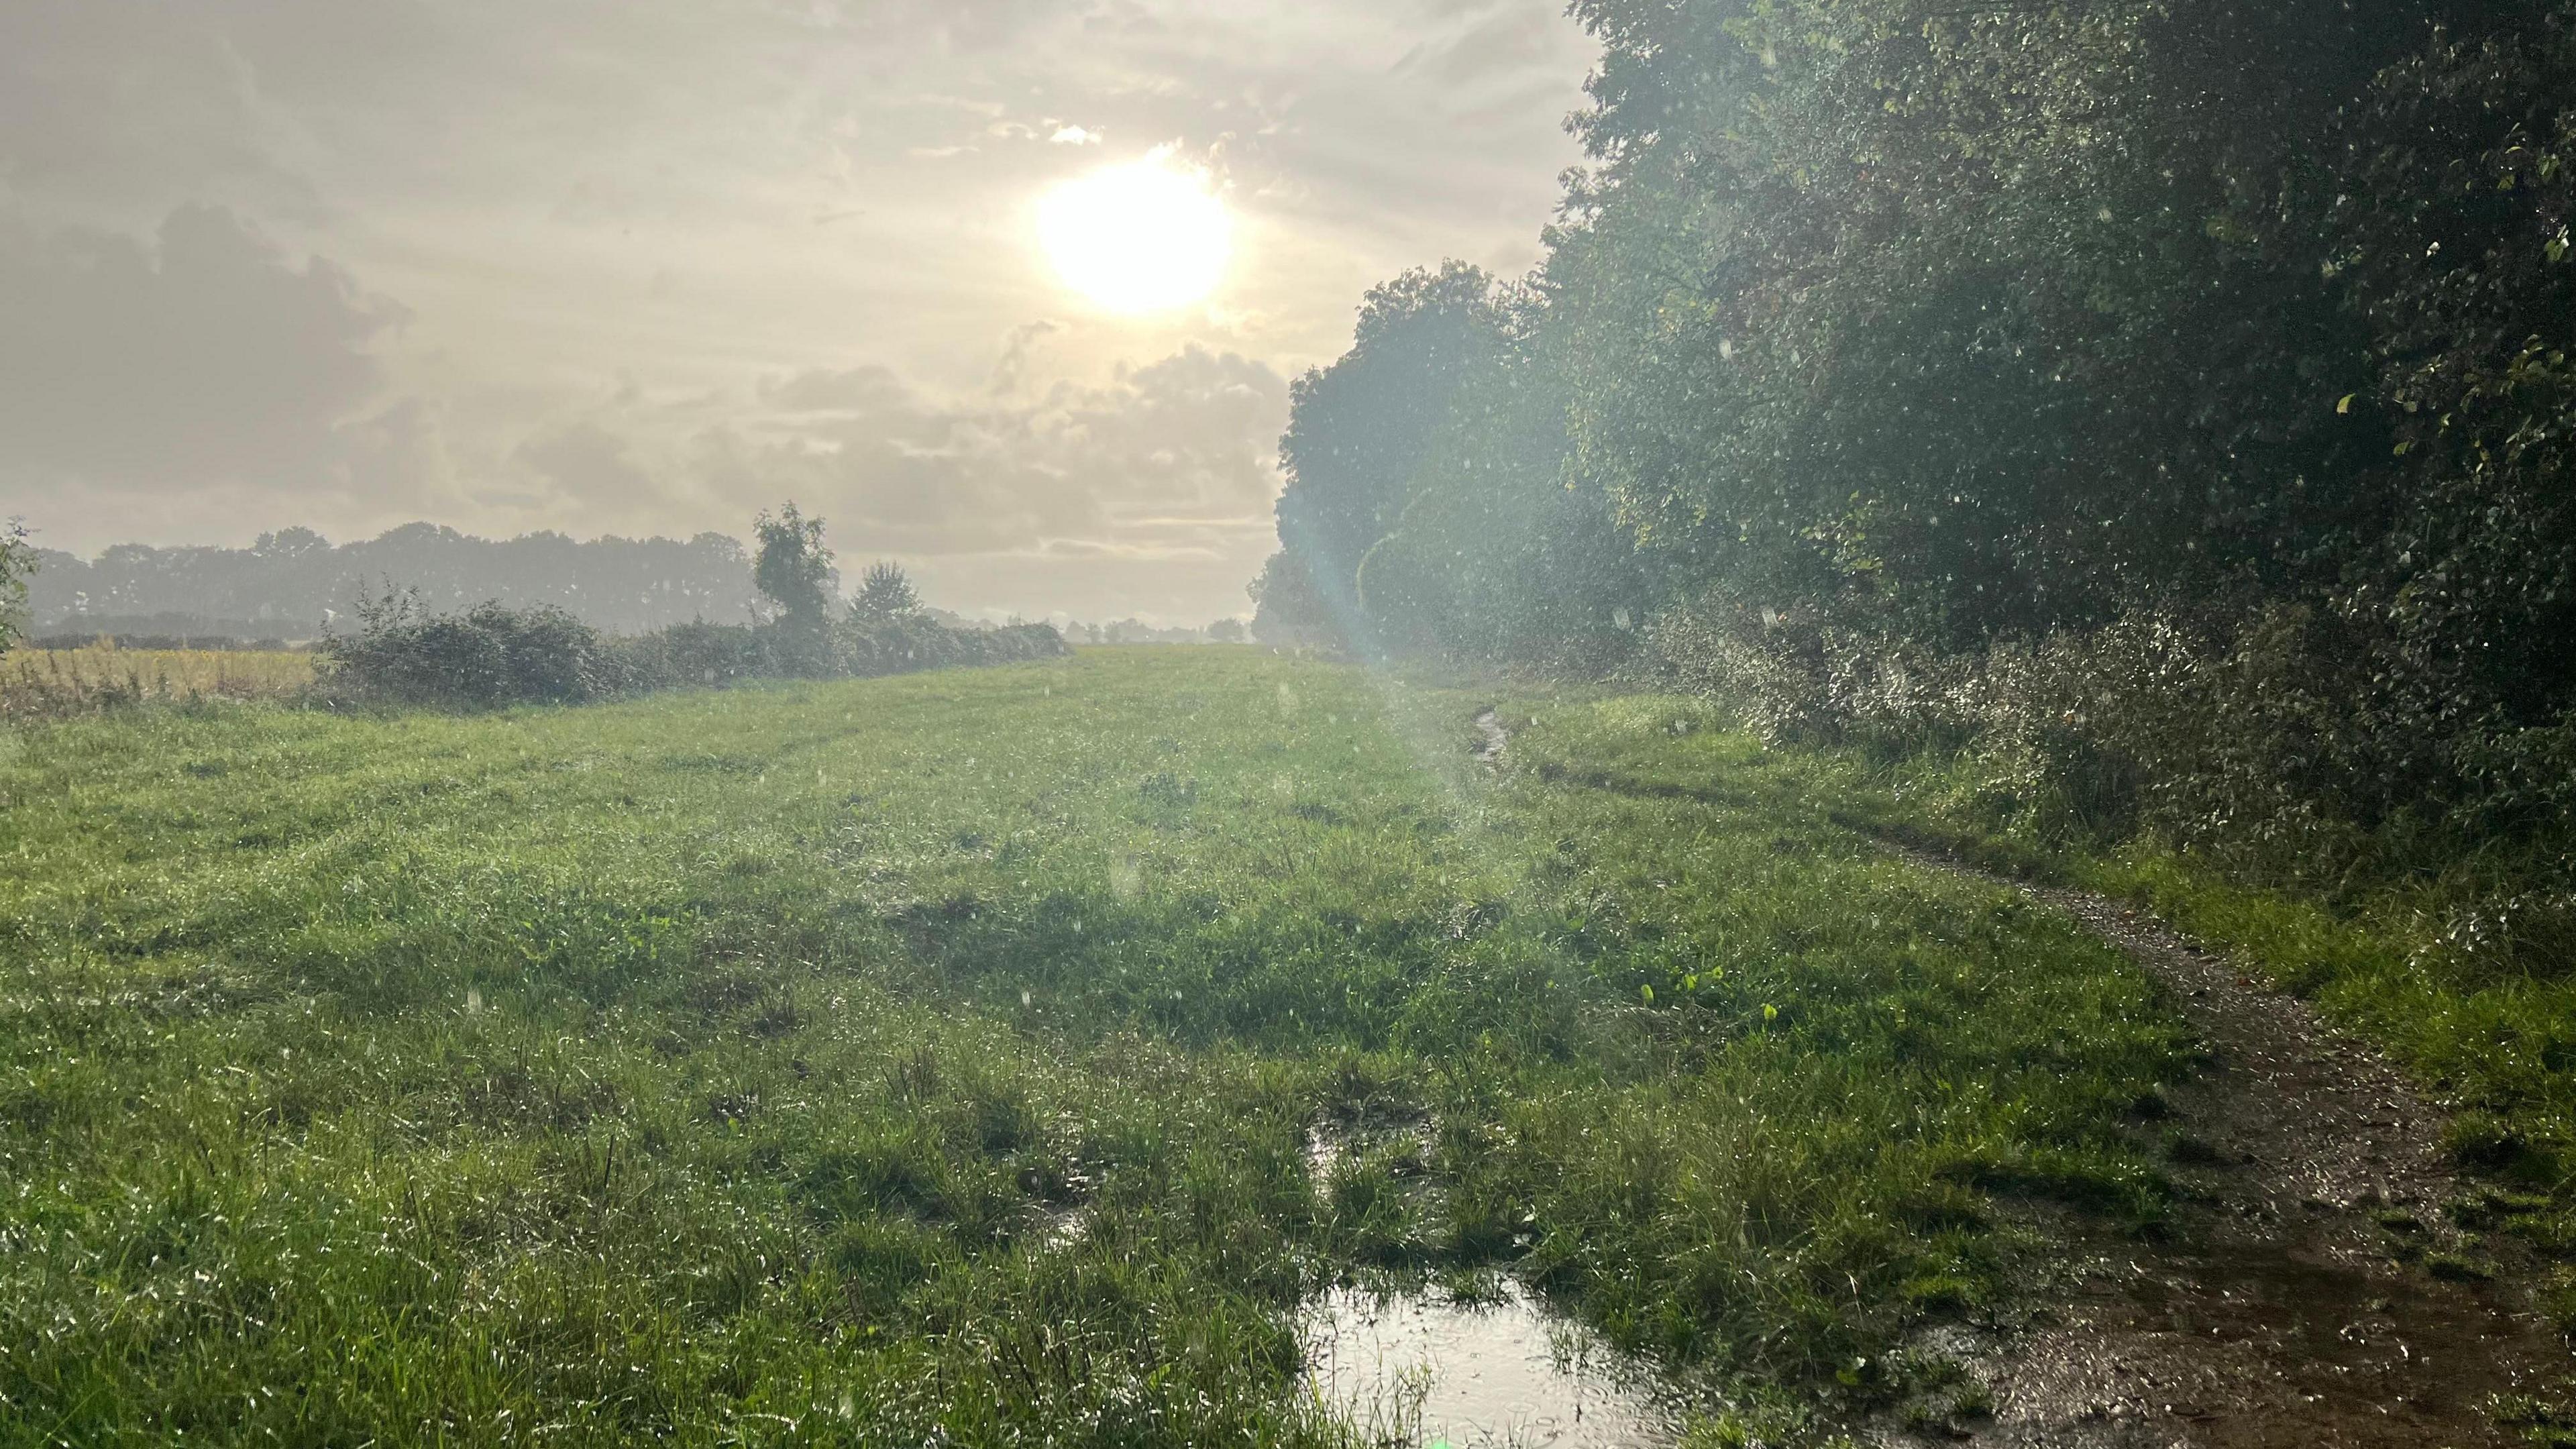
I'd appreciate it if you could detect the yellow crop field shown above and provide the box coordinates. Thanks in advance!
[0,645,316,716]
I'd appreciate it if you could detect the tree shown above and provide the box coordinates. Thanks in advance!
[753,502,837,626]
[0,519,34,655]
[1247,551,1336,647]
[1207,617,1246,643]
[851,561,923,623]
[1349,326,1642,665]
[1270,261,1512,645]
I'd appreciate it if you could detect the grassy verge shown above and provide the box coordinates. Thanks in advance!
[1,651,2189,1444]
[1503,686,2576,1326]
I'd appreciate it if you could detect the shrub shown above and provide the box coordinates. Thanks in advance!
[320,592,619,708]
[1650,591,2576,897]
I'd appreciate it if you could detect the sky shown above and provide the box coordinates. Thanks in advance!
[0,0,1597,624]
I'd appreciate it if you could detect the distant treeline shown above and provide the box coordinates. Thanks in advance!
[25,523,760,637]
[1257,0,2576,892]
[1066,617,1248,646]
[312,505,1069,709]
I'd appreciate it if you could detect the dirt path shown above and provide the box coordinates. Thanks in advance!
[1874,843,2571,1447]
[1480,707,2571,1444]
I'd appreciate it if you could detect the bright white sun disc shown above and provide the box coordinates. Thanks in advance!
[1038,158,1231,313]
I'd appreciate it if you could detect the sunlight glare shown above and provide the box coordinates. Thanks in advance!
[1038,155,1232,314]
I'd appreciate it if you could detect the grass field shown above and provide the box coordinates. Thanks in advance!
[0,649,2190,1446]
[1,645,316,718]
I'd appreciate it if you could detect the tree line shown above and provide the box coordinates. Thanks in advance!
[17,523,762,639]
[1256,0,2576,888]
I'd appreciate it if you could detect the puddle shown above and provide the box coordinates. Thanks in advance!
[1300,1279,1678,1448]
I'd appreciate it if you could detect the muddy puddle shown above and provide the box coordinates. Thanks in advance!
[1301,1277,1678,1448]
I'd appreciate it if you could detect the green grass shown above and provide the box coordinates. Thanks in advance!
[0,649,2188,1446]
[1523,687,2576,1325]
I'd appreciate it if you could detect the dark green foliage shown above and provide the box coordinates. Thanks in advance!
[320,589,618,708]
[752,500,837,627]
[1247,548,1336,648]
[323,599,1069,709]
[2318,17,2576,748]
[1267,0,2576,923]
[851,560,923,623]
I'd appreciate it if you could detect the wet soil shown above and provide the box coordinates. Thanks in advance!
[1473,708,1509,766]
[1872,843,2574,1447]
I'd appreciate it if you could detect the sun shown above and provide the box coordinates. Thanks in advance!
[1038,155,1232,314]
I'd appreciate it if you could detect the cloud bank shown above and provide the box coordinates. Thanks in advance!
[0,0,1591,622]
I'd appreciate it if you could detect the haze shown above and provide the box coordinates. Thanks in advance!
[0,0,1591,623]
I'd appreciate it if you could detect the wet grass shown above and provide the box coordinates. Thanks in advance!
[1513,687,2576,1340]
[0,651,2187,1446]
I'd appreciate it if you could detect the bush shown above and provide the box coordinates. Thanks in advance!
[1649,591,2576,900]
[321,592,617,708]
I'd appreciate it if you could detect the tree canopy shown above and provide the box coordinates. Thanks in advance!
[753,502,839,627]
[1254,0,2576,850]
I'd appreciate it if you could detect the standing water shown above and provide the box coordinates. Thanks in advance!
[1300,1277,1676,1448]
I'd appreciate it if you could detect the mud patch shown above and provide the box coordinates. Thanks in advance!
[1474,708,1509,767]
[1301,1277,1676,1448]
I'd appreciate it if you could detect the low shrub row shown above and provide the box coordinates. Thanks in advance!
[317,591,1068,709]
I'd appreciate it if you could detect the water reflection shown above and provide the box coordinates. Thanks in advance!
[1301,1277,1675,1448]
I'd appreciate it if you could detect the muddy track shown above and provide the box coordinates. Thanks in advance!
[1870,843,2571,1446]
[1485,712,2572,1445]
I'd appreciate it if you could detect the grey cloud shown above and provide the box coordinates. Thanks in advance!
[694,343,1286,556]
[761,366,921,418]
[514,420,657,504]
[0,203,402,490]
[992,320,1064,395]
[1399,5,1574,89]
[0,7,320,224]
